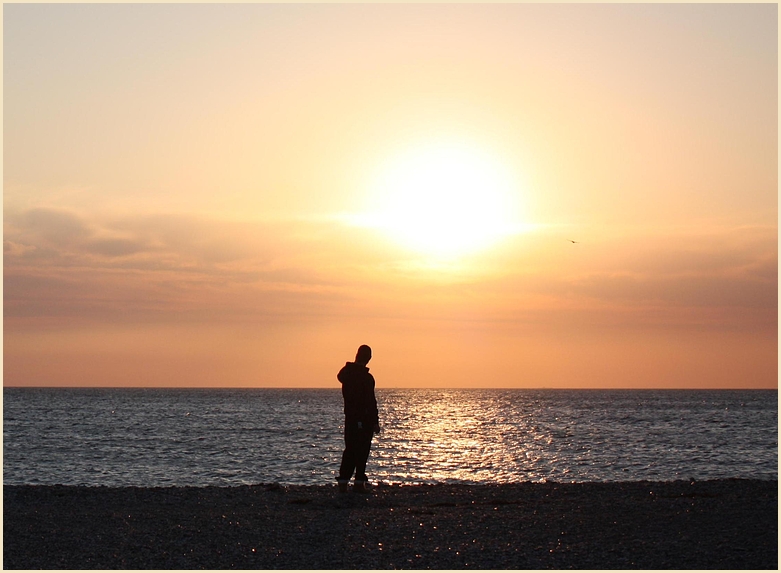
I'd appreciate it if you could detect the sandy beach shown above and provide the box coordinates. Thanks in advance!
[3,479,776,569]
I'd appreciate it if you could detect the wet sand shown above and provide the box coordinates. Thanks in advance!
[3,479,777,569]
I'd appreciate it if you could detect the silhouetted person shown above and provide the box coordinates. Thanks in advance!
[337,344,380,493]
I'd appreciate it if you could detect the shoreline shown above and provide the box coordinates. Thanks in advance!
[4,479,777,569]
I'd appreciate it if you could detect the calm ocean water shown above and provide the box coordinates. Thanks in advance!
[3,388,777,487]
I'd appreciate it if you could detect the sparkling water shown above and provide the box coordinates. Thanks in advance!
[3,388,777,486]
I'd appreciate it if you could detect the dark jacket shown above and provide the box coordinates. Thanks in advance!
[337,361,379,427]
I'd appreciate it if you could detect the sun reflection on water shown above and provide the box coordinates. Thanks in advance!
[373,389,558,484]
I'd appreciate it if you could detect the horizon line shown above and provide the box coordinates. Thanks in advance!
[4,385,777,391]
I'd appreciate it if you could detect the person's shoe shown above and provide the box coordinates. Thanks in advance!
[337,479,349,493]
[353,480,369,493]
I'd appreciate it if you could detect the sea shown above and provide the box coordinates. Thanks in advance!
[3,388,777,487]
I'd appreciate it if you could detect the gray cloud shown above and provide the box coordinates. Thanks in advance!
[22,207,92,244]
[84,237,148,257]
[3,207,363,326]
[3,266,355,325]
[746,256,777,281]
[447,223,780,335]
[568,271,776,310]
[6,208,273,266]
[5,205,777,335]
[3,240,37,256]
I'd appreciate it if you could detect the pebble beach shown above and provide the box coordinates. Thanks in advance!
[3,479,777,569]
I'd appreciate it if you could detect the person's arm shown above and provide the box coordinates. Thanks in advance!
[369,374,380,432]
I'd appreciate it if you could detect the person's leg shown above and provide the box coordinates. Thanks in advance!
[337,424,358,490]
[353,427,373,484]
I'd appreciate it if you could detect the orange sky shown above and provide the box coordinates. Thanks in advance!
[4,4,777,388]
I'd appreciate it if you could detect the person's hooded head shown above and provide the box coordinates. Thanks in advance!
[355,344,372,366]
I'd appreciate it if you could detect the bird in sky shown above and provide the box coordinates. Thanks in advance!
[568,239,579,244]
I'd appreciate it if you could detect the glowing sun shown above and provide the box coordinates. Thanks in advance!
[361,142,526,256]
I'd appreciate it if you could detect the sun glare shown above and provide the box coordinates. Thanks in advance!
[358,142,527,257]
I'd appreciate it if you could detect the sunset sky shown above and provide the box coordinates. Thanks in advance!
[4,3,777,388]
